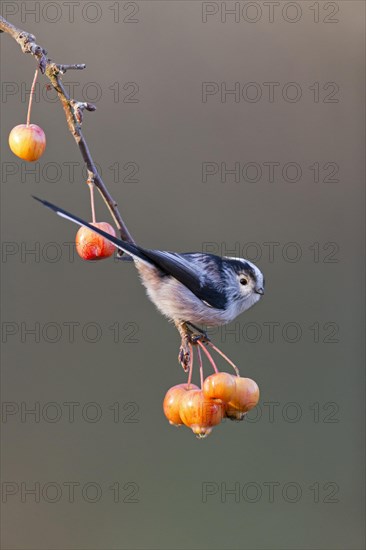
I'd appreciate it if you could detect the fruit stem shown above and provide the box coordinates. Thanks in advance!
[88,181,96,224]
[206,341,240,376]
[197,345,204,389]
[187,343,194,388]
[197,340,219,374]
[26,69,38,127]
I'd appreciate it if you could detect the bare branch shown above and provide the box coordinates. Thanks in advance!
[0,15,135,245]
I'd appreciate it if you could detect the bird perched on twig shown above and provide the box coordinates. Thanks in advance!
[33,197,265,372]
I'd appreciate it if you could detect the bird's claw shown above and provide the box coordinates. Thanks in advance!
[178,344,191,372]
[177,326,210,371]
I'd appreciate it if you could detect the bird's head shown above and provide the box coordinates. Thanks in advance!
[224,257,265,310]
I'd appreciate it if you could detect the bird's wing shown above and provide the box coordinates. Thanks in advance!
[142,249,227,310]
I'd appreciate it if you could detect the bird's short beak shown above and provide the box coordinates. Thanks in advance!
[255,287,264,295]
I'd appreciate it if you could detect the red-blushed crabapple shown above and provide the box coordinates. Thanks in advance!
[75,222,116,260]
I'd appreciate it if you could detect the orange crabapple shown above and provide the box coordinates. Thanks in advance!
[179,389,224,438]
[225,377,260,421]
[163,383,199,426]
[203,372,236,403]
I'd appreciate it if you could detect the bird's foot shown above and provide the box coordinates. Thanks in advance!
[186,321,210,342]
[178,340,191,372]
[176,322,210,372]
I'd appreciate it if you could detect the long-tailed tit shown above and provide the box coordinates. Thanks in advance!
[33,197,265,370]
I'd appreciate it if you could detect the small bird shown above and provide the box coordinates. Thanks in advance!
[33,197,265,371]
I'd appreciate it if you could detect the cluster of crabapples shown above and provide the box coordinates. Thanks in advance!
[9,70,116,262]
[163,373,259,438]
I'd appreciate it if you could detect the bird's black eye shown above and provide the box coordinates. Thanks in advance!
[240,277,248,286]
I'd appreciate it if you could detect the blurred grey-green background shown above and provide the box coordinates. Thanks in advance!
[1,1,365,549]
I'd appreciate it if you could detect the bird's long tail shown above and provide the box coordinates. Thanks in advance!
[32,196,143,261]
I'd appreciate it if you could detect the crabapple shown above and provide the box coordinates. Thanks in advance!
[179,389,224,438]
[76,222,116,260]
[225,377,260,421]
[203,372,236,403]
[9,124,46,162]
[163,383,199,426]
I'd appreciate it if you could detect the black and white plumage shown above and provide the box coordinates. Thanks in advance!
[33,197,265,329]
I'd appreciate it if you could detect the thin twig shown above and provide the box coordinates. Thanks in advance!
[26,68,38,126]
[0,15,134,245]
[197,346,204,389]
[206,341,240,376]
[187,343,194,387]
[197,340,219,374]
[88,182,96,225]
[58,64,86,73]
